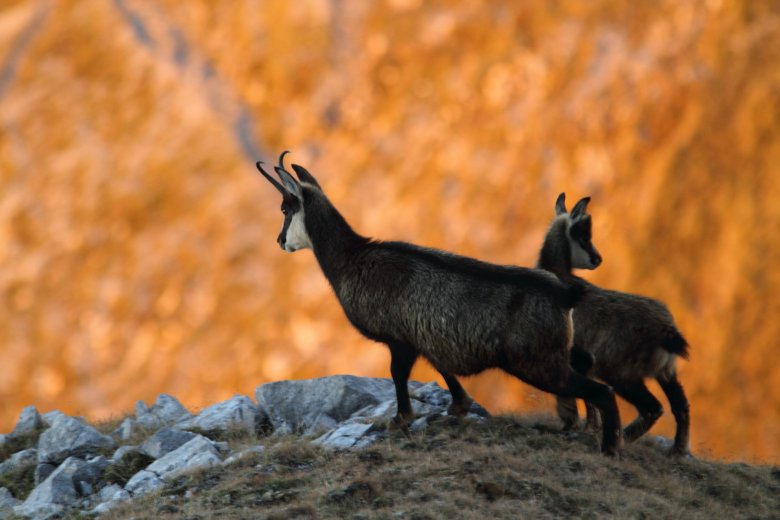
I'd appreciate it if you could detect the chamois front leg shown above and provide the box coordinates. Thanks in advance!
[439,372,473,416]
[389,343,417,426]
[557,346,597,431]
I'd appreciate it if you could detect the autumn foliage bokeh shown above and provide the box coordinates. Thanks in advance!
[0,0,778,462]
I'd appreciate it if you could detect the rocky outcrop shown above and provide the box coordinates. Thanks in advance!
[139,428,198,459]
[0,376,484,518]
[37,416,115,465]
[177,395,259,435]
[257,375,408,434]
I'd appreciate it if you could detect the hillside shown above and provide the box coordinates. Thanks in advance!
[0,1,778,462]
[1,377,777,519]
[103,416,780,519]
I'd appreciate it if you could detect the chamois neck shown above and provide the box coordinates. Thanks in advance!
[303,189,369,287]
[537,217,572,277]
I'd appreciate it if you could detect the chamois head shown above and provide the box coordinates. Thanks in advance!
[555,193,602,270]
[256,151,321,252]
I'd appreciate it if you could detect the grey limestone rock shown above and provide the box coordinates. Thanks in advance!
[256,375,401,434]
[125,435,222,497]
[114,417,144,442]
[0,448,37,476]
[40,411,68,428]
[0,487,19,516]
[178,395,259,435]
[136,394,192,429]
[16,457,86,518]
[144,435,222,480]
[34,463,56,486]
[11,406,43,436]
[313,419,384,450]
[124,470,164,497]
[139,428,197,459]
[37,416,115,465]
[111,445,140,463]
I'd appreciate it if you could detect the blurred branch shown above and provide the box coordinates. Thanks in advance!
[0,0,52,101]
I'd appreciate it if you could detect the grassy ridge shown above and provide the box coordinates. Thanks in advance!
[101,414,780,519]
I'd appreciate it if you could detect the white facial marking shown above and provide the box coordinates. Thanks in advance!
[284,208,312,252]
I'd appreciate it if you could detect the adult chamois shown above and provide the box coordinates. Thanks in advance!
[256,152,622,455]
[538,193,690,455]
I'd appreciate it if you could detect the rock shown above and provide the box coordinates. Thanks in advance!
[136,394,192,429]
[111,445,140,463]
[313,420,384,450]
[0,435,6,450]
[144,436,222,480]
[96,484,125,503]
[410,381,489,417]
[0,448,37,476]
[12,406,43,436]
[40,411,68,428]
[139,428,197,459]
[114,417,144,442]
[73,456,109,491]
[34,463,57,486]
[223,445,265,465]
[17,457,86,517]
[90,484,130,514]
[125,435,222,497]
[37,416,115,465]
[178,395,258,435]
[256,375,406,434]
[124,470,164,497]
[0,487,19,512]
[12,503,63,520]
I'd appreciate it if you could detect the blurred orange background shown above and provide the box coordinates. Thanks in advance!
[0,0,778,463]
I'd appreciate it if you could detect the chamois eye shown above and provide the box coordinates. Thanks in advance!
[281,207,288,216]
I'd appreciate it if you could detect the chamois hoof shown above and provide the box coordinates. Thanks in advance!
[668,446,693,459]
[601,429,624,457]
[446,397,473,417]
[391,412,414,428]
[560,418,581,432]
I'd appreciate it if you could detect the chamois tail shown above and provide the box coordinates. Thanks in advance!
[662,328,690,360]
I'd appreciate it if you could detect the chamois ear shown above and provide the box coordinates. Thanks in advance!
[291,164,321,189]
[273,150,303,199]
[570,197,591,219]
[555,193,568,215]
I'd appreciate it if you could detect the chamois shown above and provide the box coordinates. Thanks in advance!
[538,193,691,455]
[256,152,623,455]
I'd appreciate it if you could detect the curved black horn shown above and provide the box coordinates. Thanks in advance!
[277,150,292,172]
[256,161,285,194]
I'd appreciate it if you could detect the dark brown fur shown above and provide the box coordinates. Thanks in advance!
[539,194,691,456]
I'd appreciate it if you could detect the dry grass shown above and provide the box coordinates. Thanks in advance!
[98,414,780,519]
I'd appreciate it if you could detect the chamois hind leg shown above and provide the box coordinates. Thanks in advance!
[657,373,691,456]
[611,380,663,443]
[558,370,622,456]
[439,372,473,416]
[518,367,622,456]
[389,342,417,425]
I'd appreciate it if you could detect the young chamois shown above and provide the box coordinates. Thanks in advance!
[538,193,691,455]
[255,152,622,455]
